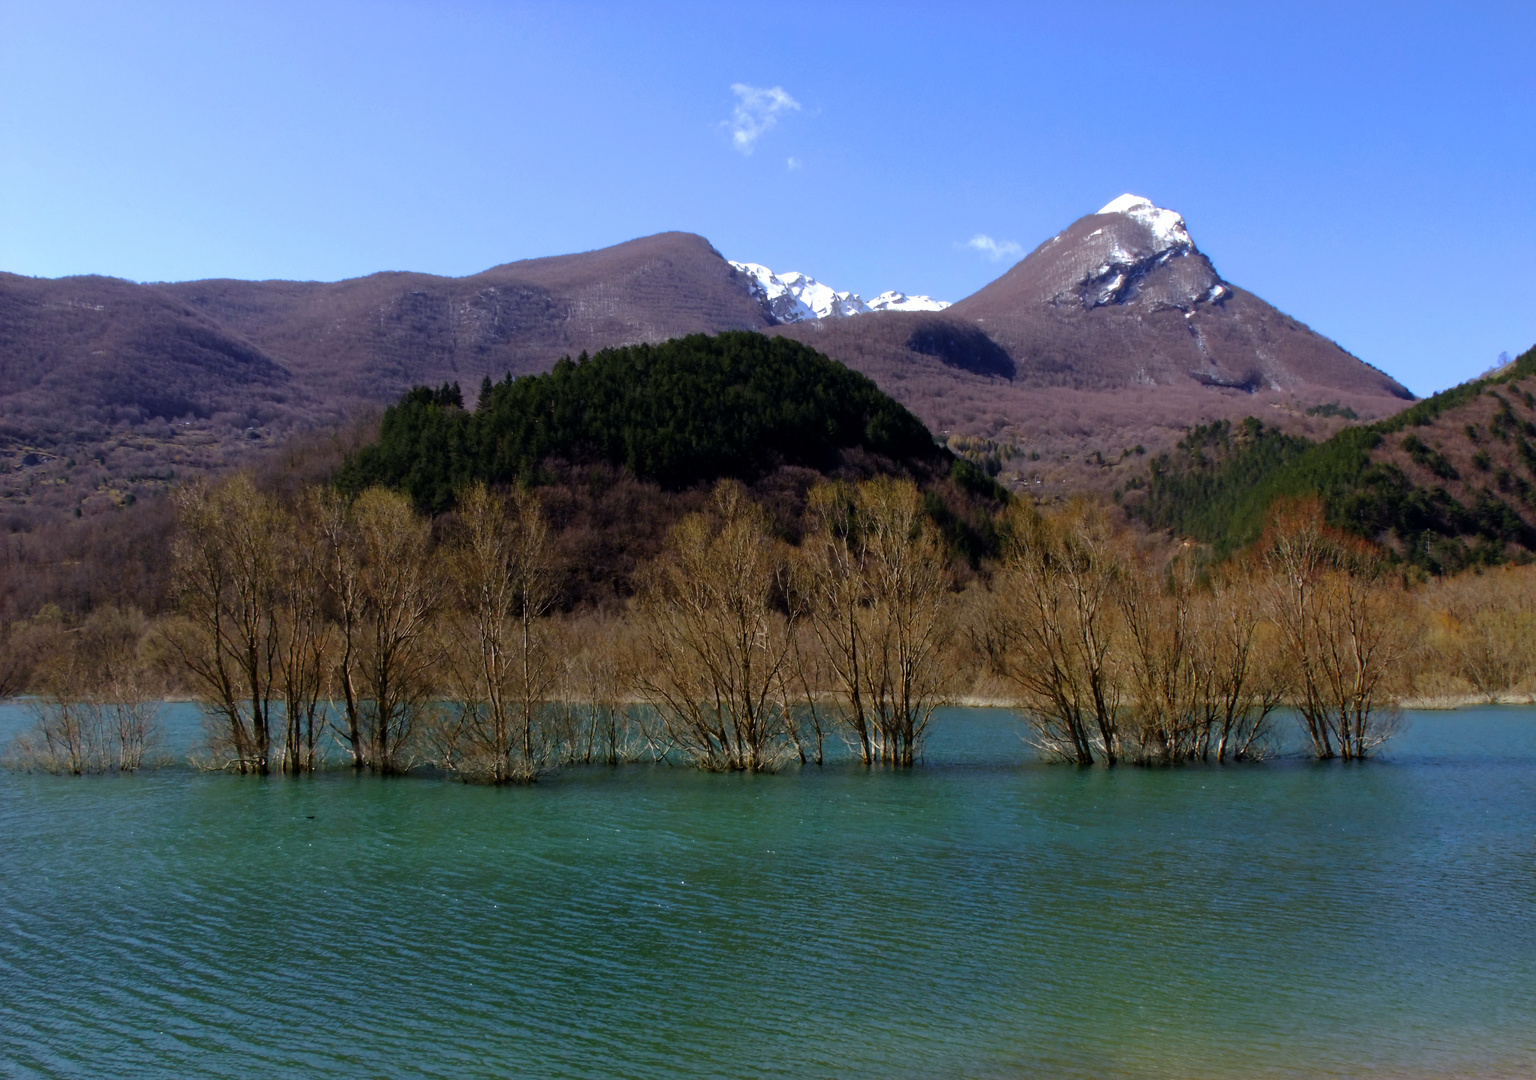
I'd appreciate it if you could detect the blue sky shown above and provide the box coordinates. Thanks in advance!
[2,1,1532,395]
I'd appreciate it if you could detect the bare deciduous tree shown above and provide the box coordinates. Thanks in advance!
[1262,503,1407,760]
[1116,557,1202,764]
[4,608,161,774]
[166,475,281,773]
[440,483,559,783]
[559,616,648,766]
[800,477,954,766]
[984,500,1123,765]
[312,485,366,765]
[638,481,795,771]
[274,494,333,773]
[1191,569,1286,763]
[316,487,439,774]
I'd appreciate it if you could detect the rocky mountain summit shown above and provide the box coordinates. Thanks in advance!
[942,193,1411,401]
[1041,194,1226,311]
[775,194,1413,487]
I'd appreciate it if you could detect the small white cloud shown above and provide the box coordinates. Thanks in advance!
[786,156,802,171]
[724,83,800,155]
[965,234,1023,262]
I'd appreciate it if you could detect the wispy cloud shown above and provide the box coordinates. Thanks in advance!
[965,234,1023,262]
[786,156,803,171]
[724,83,800,155]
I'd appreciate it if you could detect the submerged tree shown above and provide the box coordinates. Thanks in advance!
[1115,555,1202,764]
[638,481,795,771]
[439,483,559,783]
[1113,554,1288,765]
[984,500,1123,765]
[1262,502,1407,760]
[799,477,954,766]
[1190,568,1287,763]
[4,607,161,774]
[274,491,334,773]
[318,487,440,774]
[559,616,648,766]
[167,475,282,774]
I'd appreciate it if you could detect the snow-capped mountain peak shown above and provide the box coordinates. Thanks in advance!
[730,261,949,324]
[1000,194,1227,312]
[1096,194,1194,255]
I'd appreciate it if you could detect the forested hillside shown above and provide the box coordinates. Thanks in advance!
[337,332,1006,606]
[341,331,956,513]
[1127,344,1536,572]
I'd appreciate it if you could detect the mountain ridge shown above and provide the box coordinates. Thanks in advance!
[0,199,1416,519]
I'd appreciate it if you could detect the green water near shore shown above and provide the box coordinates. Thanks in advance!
[2,706,1534,1078]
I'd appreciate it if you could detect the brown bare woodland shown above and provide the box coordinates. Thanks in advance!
[19,469,1536,778]
[983,500,1396,765]
[1415,567,1536,702]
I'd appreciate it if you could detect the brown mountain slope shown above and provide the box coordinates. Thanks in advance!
[0,272,309,523]
[948,200,1407,400]
[775,197,1412,491]
[0,233,769,519]
[0,204,1416,519]
[160,231,770,398]
[0,273,293,432]
[1126,345,1536,573]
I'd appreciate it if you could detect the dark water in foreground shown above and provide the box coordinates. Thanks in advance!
[1,706,1534,1079]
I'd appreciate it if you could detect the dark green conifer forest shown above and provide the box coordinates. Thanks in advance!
[340,332,951,514]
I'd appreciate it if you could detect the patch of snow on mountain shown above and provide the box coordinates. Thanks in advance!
[1096,194,1194,253]
[868,291,950,313]
[731,261,949,322]
[730,262,817,322]
[777,271,870,319]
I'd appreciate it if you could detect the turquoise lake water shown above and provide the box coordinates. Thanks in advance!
[1,704,1533,1079]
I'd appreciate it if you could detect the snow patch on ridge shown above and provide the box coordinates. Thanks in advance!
[1096,194,1194,254]
[867,290,950,313]
[1056,193,1223,310]
[731,261,949,323]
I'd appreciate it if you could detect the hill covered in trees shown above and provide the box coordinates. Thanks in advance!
[1126,344,1536,573]
[341,331,961,513]
[338,332,1005,606]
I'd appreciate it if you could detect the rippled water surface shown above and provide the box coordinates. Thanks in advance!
[2,705,1534,1079]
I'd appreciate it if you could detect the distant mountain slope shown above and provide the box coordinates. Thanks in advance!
[947,195,1408,401]
[0,233,770,519]
[0,271,310,522]
[0,273,293,431]
[774,196,1413,491]
[0,203,1419,521]
[1126,343,1536,573]
[162,231,771,398]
